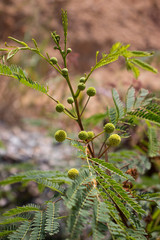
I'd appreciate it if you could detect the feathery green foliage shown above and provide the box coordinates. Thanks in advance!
[8,221,31,240]
[3,205,41,217]
[148,125,160,157]
[45,202,60,235]
[0,63,48,93]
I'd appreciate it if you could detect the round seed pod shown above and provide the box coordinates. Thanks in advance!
[87,87,96,97]
[62,68,68,76]
[68,168,79,180]
[104,123,115,133]
[78,131,88,140]
[55,130,67,142]
[50,57,58,64]
[79,77,86,83]
[56,104,65,112]
[67,48,72,53]
[87,131,95,140]
[78,83,86,91]
[67,97,74,104]
[108,134,121,146]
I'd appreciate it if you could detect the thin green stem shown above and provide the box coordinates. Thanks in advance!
[71,103,77,117]
[89,130,105,142]
[65,75,75,99]
[98,139,106,157]
[30,48,62,74]
[64,54,67,68]
[47,94,76,119]
[91,141,95,156]
[63,110,77,120]
[56,63,62,71]
[46,94,58,104]
[80,96,90,117]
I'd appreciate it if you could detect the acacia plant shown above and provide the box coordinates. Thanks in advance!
[0,10,160,240]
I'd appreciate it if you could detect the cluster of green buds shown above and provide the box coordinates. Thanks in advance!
[54,124,121,147]
[77,76,96,97]
[103,123,121,146]
[78,131,94,141]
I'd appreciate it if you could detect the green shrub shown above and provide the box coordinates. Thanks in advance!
[0,9,160,240]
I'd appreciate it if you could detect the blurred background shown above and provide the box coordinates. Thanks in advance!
[0,0,160,238]
[0,0,160,124]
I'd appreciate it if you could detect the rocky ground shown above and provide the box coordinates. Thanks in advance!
[0,122,77,169]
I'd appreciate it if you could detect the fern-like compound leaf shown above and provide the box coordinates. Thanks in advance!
[89,158,130,180]
[108,107,117,125]
[125,50,153,58]
[65,169,95,209]
[95,168,145,216]
[128,107,160,126]
[30,211,44,240]
[148,126,160,157]
[45,201,60,235]
[92,200,107,240]
[35,178,64,195]
[126,86,136,112]
[112,88,125,120]
[3,204,40,217]
[0,63,48,94]
[0,170,69,185]
[0,217,27,225]
[0,230,14,238]
[134,88,149,108]
[94,200,127,239]
[94,43,130,70]
[131,59,158,73]
[8,221,31,240]
[69,185,97,239]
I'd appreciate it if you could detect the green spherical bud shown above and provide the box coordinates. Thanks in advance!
[55,130,67,142]
[67,97,74,104]
[108,134,121,147]
[87,131,95,140]
[54,46,58,50]
[56,104,65,112]
[79,77,86,83]
[78,131,88,140]
[50,57,58,64]
[78,83,86,91]
[67,48,72,53]
[68,168,79,180]
[104,123,115,133]
[87,87,96,97]
[62,68,68,76]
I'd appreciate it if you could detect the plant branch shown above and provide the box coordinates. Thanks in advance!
[80,96,90,117]
[98,146,109,159]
